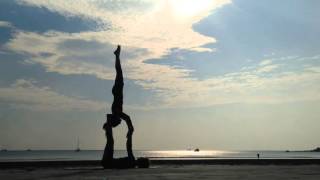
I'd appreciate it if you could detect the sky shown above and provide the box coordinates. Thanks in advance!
[0,0,319,151]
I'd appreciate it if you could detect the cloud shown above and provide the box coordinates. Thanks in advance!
[256,64,280,73]
[17,0,230,55]
[5,31,320,109]
[7,0,232,80]
[305,66,320,73]
[259,59,272,66]
[0,79,106,111]
[6,31,118,79]
[5,0,231,107]
[0,21,13,28]
[5,1,320,109]
[152,55,320,107]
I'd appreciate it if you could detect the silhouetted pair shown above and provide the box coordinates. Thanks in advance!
[101,45,149,169]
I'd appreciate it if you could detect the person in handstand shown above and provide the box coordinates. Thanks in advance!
[102,45,148,168]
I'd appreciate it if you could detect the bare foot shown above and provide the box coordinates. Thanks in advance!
[114,45,121,56]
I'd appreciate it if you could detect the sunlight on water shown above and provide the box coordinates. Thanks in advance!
[145,150,231,158]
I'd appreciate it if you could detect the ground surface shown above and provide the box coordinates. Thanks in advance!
[1,165,320,180]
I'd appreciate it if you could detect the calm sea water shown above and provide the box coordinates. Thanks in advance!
[0,150,319,162]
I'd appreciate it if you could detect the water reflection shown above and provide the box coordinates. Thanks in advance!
[147,150,231,158]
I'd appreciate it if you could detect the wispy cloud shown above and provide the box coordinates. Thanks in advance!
[256,64,280,73]
[0,21,13,28]
[0,79,106,111]
[152,55,320,107]
[259,59,272,66]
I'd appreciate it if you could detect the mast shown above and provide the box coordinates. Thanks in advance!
[75,137,80,152]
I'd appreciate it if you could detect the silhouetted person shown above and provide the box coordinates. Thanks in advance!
[257,153,260,159]
[109,45,134,133]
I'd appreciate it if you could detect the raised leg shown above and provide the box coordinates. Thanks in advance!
[112,45,124,115]
[114,45,123,83]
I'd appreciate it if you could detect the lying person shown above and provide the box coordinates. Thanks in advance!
[102,116,149,169]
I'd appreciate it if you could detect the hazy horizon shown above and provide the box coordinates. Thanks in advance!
[0,0,319,151]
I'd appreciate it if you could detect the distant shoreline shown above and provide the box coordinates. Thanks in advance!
[286,147,320,153]
[1,159,320,169]
[1,149,319,152]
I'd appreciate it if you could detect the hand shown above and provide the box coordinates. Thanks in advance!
[103,122,107,130]
[114,45,121,56]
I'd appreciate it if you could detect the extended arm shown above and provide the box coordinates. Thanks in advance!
[119,112,134,159]
[119,112,134,134]
[126,127,134,159]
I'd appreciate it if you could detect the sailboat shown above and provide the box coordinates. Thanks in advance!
[75,137,80,152]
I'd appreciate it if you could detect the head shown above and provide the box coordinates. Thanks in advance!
[136,158,150,168]
[106,114,121,127]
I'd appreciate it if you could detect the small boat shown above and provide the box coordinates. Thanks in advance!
[194,148,200,152]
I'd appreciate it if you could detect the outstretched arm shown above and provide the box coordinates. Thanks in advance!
[119,112,134,159]
[119,112,134,134]
[126,128,134,159]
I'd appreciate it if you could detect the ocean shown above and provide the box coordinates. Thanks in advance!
[0,150,319,162]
